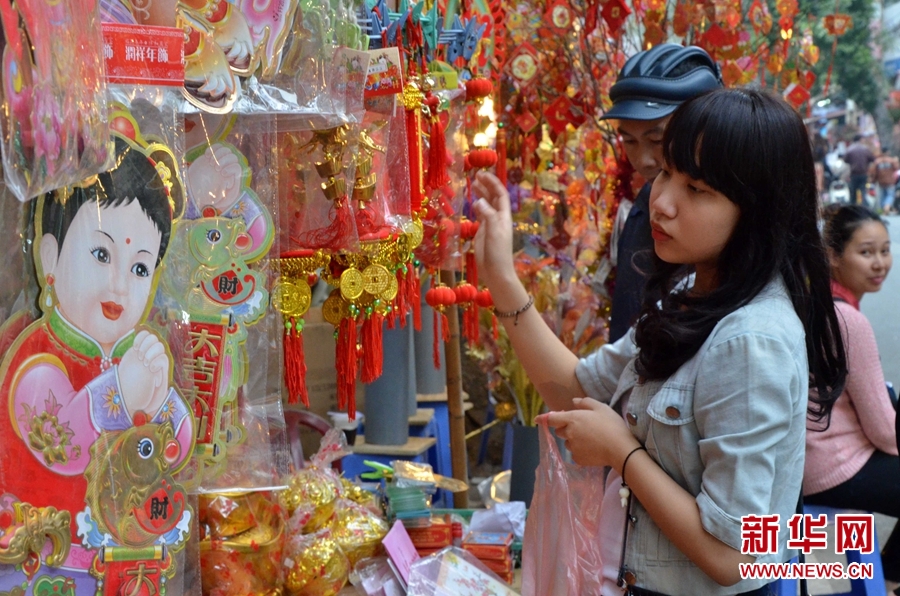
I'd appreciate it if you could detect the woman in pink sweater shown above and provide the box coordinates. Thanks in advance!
[805,203,900,587]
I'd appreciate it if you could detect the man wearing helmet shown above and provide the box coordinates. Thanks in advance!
[604,44,723,342]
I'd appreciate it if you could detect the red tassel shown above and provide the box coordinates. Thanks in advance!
[394,269,409,325]
[336,316,359,419]
[464,303,480,345]
[441,312,450,344]
[283,317,309,407]
[426,112,450,191]
[465,252,478,287]
[407,102,425,213]
[432,309,442,370]
[410,269,422,331]
[497,128,507,185]
[360,313,384,383]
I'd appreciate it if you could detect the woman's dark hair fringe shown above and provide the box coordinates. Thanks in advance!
[822,203,887,256]
[633,88,847,422]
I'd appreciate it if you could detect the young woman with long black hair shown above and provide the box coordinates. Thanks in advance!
[473,88,847,595]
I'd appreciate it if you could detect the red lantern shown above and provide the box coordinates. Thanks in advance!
[425,284,457,310]
[467,148,498,169]
[475,289,493,308]
[460,219,480,240]
[425,283,457,368]
[454,282,477,305]
[465,77,493,101]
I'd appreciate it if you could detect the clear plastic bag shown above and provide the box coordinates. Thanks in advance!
[521,420,604,596]
[407,547,519,595]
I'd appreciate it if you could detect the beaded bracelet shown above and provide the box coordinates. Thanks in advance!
[494,294,534,326]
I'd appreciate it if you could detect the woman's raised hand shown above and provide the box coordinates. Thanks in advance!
[472,171,521,311]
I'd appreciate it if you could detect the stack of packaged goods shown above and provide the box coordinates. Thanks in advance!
[406,513,464,556]
[461,531,515,584]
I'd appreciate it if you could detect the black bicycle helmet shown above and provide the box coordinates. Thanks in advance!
[601,44,723,121]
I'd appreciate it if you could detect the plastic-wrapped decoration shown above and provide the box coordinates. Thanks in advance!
[0,115,194,596]
[0,0,110,202]
[284,528,351,596]
[330,498,389,566]
[153,112,286,493]
[199,490,286,596]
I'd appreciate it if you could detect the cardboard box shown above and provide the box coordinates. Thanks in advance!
[461,532,513,561]
[480,556,513,575]
[407,516,453,549]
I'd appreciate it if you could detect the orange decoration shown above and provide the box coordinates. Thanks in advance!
[748,0,773,35]
[643,21,666,47]
[720,60,744,86]
[823,13,852,36]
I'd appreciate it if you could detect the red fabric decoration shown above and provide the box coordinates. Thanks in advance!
[360,312,384,384]
[424,93,450,192]
[544,96,577,135]
[283,317,308,407]
[601,0,631,35]
[336,316,359,419]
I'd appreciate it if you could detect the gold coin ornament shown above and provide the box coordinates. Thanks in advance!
[272,278,312,317]
[339,267,365,301]
[405,219,425,249]
[362,263,392,296]
[322,291,350,326]
[383,273,399,302]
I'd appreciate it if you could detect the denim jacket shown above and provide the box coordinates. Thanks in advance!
[576,276,807,595]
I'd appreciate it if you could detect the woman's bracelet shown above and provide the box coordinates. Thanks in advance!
[618,445,646,508]
[494,294,534,326]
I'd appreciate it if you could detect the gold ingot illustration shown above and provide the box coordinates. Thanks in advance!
[321,178,347,202]
[352,183,376,203]
[315,157,343,178]
[355,156,373,177]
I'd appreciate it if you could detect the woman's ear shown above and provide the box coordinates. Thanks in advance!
[826,247,841,271]
[39,234,59,279]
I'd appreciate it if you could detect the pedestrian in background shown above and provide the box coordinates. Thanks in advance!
[844,134,875,205]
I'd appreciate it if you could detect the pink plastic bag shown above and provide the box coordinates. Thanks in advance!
[521,420,605,595]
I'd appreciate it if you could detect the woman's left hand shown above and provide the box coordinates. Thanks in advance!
[540,398,641,468]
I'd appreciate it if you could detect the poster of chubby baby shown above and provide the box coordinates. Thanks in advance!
[0,130,195,596]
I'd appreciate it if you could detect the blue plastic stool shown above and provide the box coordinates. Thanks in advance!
[774,505,886,596]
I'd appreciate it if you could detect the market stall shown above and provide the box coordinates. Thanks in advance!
[0,0,836,594]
